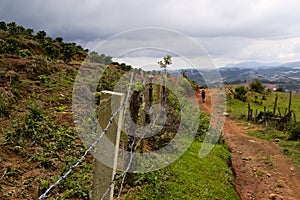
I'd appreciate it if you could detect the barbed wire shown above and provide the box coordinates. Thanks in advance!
[100,72,138,200]
[38,73,134,200]
[100,73,159,200]
[115,115,160,200]
[116,74,156,200]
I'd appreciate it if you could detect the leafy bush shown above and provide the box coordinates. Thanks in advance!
[249,78,265,93]
[89,51,113,64]
[44,44,59,59]
[0,39,6,54]
[0,21,7,31]
[288,122,300,140]
[19,49,32,57]
[276,87,285,92]
[5,37,20,54]
[234,86,247,102]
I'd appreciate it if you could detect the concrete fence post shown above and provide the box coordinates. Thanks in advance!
[92,91,125,200]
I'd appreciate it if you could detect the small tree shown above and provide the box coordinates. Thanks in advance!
[16,25,25,35]
[158,55,172,105]
[7,22,17,35]
[55,37,63,43]
[44,44,59,59]
[234,86,247,102]
[5,37,20,54]
[88,51,112,65]
[35,30,47,41]
[61,43,75,63]
[0,21,7,31]
[25,28,34,36]
[249,78,265,93]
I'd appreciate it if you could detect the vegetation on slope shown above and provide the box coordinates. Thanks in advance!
[0,54,95,198]
[0,21,88,63]
[0,22,239,199]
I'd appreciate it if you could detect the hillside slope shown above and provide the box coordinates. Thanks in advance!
[0,54,95,199]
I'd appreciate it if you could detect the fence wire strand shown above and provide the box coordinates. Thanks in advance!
[38,73,134,200]
[116,74,155,200]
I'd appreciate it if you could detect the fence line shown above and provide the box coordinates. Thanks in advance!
[38,73,134,200]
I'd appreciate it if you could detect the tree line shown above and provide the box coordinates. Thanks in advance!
[0,21,88,63]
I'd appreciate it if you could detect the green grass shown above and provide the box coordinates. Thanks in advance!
[122,141,240,200]
[227,91,300,120]
[227,98,248,120]
[227,89,300,169]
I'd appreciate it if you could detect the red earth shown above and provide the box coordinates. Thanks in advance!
[194,88,300,200]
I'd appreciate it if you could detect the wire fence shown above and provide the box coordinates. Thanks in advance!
[38,73,134,200]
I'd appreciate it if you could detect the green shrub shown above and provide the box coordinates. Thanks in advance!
[249,78,265,93]
[37,74,48,83]
[5,37,20,54]
[288,122,300,140]
[10,72,21,87]
[234,86,247,102]
[0,94,9,117]
[19,49,32,57]
[0,39,6,54]
[276,88,285,92]
[89,51,112,64]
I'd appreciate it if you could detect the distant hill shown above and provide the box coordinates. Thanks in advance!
[223,61,281,69]
[278,61,300,68]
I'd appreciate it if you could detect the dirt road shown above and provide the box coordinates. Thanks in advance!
[195,89,300,200]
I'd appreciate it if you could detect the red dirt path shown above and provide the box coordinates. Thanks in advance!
[194,89,300,200]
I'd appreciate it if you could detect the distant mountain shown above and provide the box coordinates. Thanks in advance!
[223,61,281,69]
[278,61,300,68]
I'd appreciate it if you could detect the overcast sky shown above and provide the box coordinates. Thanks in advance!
[1,0,300,69]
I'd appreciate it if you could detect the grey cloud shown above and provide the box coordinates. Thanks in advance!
[2,0,300,41]
[1,0,300,65]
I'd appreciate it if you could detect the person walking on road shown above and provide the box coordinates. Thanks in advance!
[201,89,206,103]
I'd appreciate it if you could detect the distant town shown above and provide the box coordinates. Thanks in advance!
[219,61,300,93]
[170,61,300,93]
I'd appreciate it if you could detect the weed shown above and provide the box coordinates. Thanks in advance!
[37,74,48,83]
[6,167,18,177]
[13,145,23,153]
[283,148,290,155]
[277,183,284,188]
[257,170,266,176]
[19,49,32,57]
[0,71,4,79]
[258,156,274,168]
[55,105,68,112]
[9,72,21,87]
[0,94,9,117]
[40,179,49,193]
